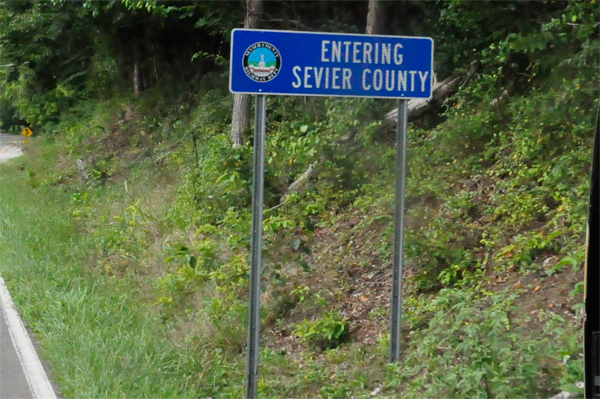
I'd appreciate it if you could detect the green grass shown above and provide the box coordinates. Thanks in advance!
[0,146,212,398]
[0,98,587,397]
[0,57,592,396]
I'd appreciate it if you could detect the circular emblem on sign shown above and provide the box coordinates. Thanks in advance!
[243,42,281,83]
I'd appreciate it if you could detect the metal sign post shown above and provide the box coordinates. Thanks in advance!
[246,94,266,399]
[230,29,434,397]
[390,99,407,362]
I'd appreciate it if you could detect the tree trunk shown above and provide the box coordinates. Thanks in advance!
[245,0,263,29]
[152,42,158,83]
[366,0,382,35]
[231,95,251,147]
[230,0,264,147]
[133,43,141,97]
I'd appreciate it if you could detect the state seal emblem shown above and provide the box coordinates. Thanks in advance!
[243,42,281,82]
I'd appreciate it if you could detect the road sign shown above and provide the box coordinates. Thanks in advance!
[232,29,435,399]
[21,127,33,137]
[230,29,433,99]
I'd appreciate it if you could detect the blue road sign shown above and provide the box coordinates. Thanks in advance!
[230,29,434,99]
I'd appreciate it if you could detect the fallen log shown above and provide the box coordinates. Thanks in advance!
[284,162,318,198]
[381,73,462,131]
[282,73,462,201]
[281,126,362,202]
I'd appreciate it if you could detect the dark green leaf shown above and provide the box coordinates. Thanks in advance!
[299,260,311,272]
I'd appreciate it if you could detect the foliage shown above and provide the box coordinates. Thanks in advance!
[0,1,596,398]
[393,289,577,398]
[293,311,349,350]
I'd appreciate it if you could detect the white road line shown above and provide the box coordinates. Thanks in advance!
[0,276,57,399]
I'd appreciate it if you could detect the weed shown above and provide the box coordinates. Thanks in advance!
[293,311,349,350]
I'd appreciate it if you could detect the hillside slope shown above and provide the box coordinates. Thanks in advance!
[0,1,598,398]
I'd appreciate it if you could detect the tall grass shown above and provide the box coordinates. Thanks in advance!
[0,144,218,398]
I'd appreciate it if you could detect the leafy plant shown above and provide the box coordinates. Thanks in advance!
[395,289,573,398]
[293,311,349,350]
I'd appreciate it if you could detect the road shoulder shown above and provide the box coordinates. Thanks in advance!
[0,276,57,399]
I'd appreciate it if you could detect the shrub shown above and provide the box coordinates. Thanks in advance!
[393,289,575,398]
[293,311,349,350]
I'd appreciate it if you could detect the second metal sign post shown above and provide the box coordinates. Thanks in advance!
[390,99,407,363]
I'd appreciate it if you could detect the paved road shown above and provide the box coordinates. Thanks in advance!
[0,277,57,399]
[0,133,24,163]
[0,135,56,398]
[0,306,33,399]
